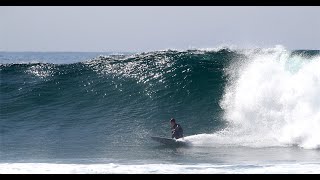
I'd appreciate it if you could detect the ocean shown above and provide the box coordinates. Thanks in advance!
[1,46,320,173]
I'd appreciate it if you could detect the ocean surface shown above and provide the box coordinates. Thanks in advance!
[1,46,320,174]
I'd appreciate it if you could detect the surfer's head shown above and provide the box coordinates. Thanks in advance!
[170,118,176,127]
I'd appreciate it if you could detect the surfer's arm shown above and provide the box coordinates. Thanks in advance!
[173,125,179,131]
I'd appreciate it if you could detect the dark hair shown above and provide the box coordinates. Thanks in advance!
[170,118,176,123]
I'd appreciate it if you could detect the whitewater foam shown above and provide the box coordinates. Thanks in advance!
[186,46,320,149]
[1,162,319,174]
[224,47,320,149]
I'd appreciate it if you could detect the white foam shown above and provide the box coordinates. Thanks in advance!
[186,46,320,149]
[1,162,319,174]
[223,46,320,149]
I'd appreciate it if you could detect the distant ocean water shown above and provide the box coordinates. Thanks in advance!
[1,46,320,173]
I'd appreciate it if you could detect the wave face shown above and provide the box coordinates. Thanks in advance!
[1,47,320,161]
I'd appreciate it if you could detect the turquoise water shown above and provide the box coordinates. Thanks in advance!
[1,47,319,173]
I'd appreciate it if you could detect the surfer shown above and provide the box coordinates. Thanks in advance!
[170,118,183,139]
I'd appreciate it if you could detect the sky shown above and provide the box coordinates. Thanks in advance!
[1,6,319,52]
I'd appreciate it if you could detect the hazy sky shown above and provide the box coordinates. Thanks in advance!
[1,6,319,52]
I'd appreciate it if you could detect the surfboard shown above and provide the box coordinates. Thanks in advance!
[151,136,187,146]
